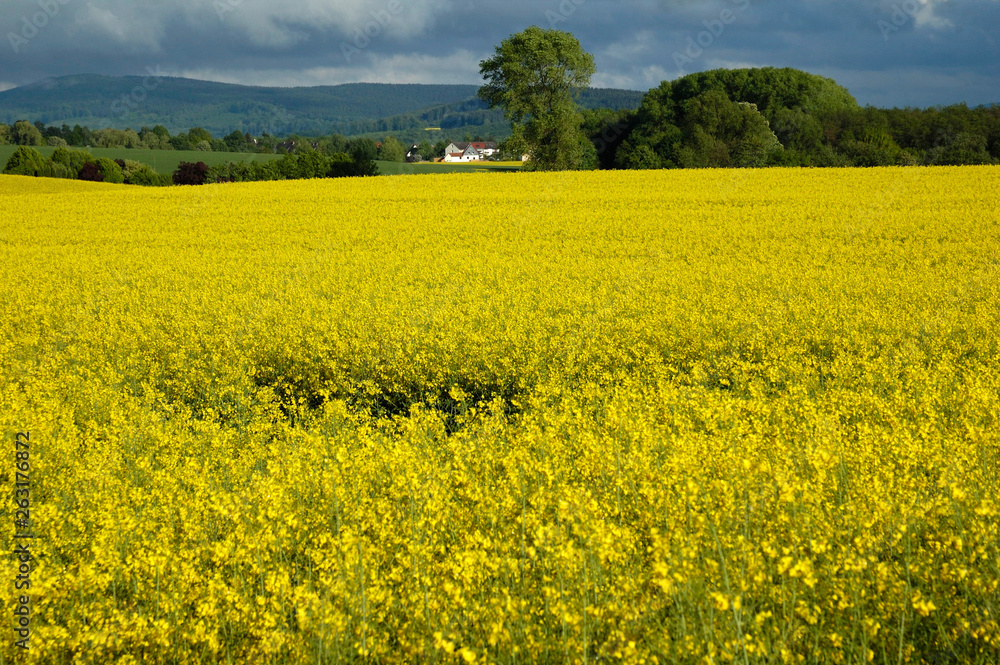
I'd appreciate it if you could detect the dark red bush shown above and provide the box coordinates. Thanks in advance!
[78,162,104,182]
[173,161,209,185]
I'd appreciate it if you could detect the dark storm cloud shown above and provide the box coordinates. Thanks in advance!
[0,0,997,106]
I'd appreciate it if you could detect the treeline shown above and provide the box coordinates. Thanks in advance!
[192,149,379,185]
[579,68,999,169]
[0,119,356,155]
[3,145,171,185]
[3,144,379,186]
[0,118,486,163]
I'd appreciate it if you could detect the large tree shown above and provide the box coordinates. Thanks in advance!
[378,136,406,162]
[11,120,44,146]
[478,26,595,171]
[614,68,857,169]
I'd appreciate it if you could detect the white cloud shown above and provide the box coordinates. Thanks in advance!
[590,71,641,89]
[1,0,451,54]
[198,0,450,47]
[0,81,16,92]
[636,65,673,87]
[913,0,953,29]
[877,0,953,29]
[178,49,487,87]
[601,30,657,61]
[347,49,487,84]
[69,3,165,51]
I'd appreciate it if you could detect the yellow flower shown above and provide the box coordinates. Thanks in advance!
[710,592,731,611]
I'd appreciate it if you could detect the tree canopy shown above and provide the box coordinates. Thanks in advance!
[479,27,596,170]
[614,67,866,169]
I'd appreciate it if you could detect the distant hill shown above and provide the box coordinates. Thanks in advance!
[0,74,644,140]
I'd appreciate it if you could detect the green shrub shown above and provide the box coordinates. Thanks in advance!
[94,157,125,184]
[3,146,49,176]
[42,161,76,179]
[120,159,162,185]
[927,132,995,166]
[51,146,73,167]
[127,168,172,186]
[68,150,95,174]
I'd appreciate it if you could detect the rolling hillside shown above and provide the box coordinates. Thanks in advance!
[0,74,644,140]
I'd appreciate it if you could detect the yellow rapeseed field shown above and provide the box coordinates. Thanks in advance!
[1,167,998,664]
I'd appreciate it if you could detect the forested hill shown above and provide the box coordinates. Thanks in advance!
[0,74,643,139]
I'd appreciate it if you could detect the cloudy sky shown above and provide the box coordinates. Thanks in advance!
[1,0,997,107]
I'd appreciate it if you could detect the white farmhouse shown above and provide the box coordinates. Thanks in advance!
[442,141,498,162]
[443,144,483,162]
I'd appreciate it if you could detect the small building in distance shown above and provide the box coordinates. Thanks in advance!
[442,141,498,162]
[443,144,482,162]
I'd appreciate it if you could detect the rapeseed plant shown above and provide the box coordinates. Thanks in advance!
[0,167,998,663]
